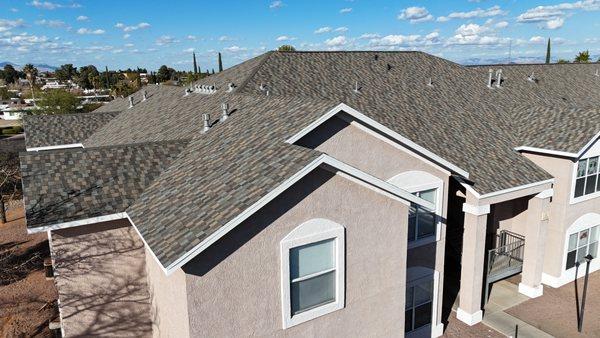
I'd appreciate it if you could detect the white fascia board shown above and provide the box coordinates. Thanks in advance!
[26,212,127,234]
[576,131,600,158]
[162,154,432,275]
[514,146,577,158]
[125,213,172,276]
[460,179,554,203]
[26,143,84,152]
[286,103,470,179]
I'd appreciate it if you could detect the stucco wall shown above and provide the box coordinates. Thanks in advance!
[182,168,409,337]
[523,152,600,279]
[144,247,190,338]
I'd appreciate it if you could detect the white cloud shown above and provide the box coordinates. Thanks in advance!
[368,32,440,47]
[124,43,134,47]
[77,28,105,35]
[115,22,151,32]
[186,35,197,41]
[0,19,25,33]
[183,47,195,53]
[455,23,490,36]
[35,19,67,28]
[334,26,348,33]
[325,35,347,46]
[123,33,130,39]
[546,17,565,29]
[437,5,506,22]
[223,45,247,53]
[398,7,433,23]
[495,21,509,29]
[529,36,546,44]
[10,8,19,12]
[219,35,234,41]
[76,15,88,21]
[270,1,283,9]
[314,26,332,34]
[446,21,510,46]
[155,35,179,45]
[359,33,380,39]
[276,35,296,41]
[340,8,352,14]
[28,0,81,10]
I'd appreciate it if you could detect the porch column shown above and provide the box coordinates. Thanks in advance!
[518,189,552,298]
[457,197,490,326]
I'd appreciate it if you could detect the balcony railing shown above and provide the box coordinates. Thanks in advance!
[484,230,525,303]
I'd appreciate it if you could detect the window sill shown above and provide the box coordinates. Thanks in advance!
[284,300,343,329]
[570,192,600,205]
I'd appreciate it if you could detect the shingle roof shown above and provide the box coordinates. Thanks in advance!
[21,51,600,270]
[23,111,119,149]
[21,140,188,228]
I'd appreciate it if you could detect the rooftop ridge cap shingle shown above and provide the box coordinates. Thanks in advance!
[235,51,276,93]
[20,138,191,156]
[26,110,119,119]
[467,62,600,67]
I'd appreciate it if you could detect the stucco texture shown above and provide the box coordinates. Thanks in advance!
[182,168,409,337]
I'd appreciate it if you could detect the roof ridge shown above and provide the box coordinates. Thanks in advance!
[235,51,275,93]
[21,138,191,156]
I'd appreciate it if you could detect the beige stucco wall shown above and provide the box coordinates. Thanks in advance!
[523,152,600,278]
[182,168,409,337]
[302,114,450,327]
[144,247,190,338]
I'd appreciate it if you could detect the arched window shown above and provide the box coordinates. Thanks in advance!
[388,171,444,247]
[564,213,600,270]
[280,218,345,328]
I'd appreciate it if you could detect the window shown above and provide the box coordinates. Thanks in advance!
[408,189,437,242]
[280,219,345,328]
[574,157,600,198]
[405,278,433,334]
[566,225,599,269]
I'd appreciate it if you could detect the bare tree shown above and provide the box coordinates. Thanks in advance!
[0,152,22,223]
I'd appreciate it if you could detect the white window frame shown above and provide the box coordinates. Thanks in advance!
[565,225,599,270]
[388,171,444,249]
[570,156,600,204]
[280,218,345,329]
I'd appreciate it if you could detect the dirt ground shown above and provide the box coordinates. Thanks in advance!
[506,271,600,338]
[0,206,58,338]
[442,312,504,338]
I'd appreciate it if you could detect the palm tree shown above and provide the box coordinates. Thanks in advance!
[22,64,38,107]
[574,50,591,63]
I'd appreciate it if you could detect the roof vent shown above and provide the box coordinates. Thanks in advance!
[259,83,267,91]
[487,69,494,88]
[128,96,134,108]
[374,54,379,61]
[202,113,211,133]
[227,83,236,92]
[193,84,217,95]
[527,72,537,83]
[387,63,392,71]
[595,69,599,77]
[184,88,190,96]
[427,77,433,87]
[142,90,147,101]
[353,81,360,93]
[221,103,229,121]
[495,69,503,88]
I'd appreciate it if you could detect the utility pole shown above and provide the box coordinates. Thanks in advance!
[578,254,594,332]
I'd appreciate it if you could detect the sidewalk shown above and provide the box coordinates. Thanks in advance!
[483,280,553,338]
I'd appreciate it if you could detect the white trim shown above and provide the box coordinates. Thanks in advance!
[286,103,470,178]
[576,131,600,158]
[478,179,554,200]
[569,157,600,205]
[47,230,66,338]
[280,218,345,329]
[162,154,433,275]
[456,308,483,326]
[542,260,600,288]
[125,213,171,276]
[535,188,554,199]
[432,323,444,338]
[462,203,490,216]
[26,213,128,234]
[26,143,84,152]
[518,283,543,298]
[515,146,578,158]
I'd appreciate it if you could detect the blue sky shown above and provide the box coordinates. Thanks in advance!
[1,0,600,70]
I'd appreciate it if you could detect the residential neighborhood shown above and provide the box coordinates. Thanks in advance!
[1,1,600,338]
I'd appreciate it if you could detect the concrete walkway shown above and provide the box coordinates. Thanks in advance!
[482,281,554,338]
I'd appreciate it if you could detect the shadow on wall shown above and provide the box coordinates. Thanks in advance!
[51,221,153,337]
[184,169,336,277]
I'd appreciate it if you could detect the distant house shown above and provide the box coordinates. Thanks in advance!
[21,51,600,337]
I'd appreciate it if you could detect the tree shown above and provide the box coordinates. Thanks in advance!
[22,64,38,106]
[75,65,99,89]
[0,87,10,100]
[278,45,296,51]
[545,38,551,64]
[574,50,591,63]
[557,59,570,64]
[2,64,18,84]
[157,65,175,82]
[35,90,80,115]
[193,52,198,74]
[218,52,223,72]
[55,64,77,82]
[0,151,21,223]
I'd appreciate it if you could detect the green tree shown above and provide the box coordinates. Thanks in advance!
[35,90,80,115]
[22,64,38,106]
[218,52,223,72]
[55,64,78,82]
[574,50,591,63]
[278,45,296,51]
[0,87,10,100]
[76,65,100,89]
[2,64,18,84]
[557,59,570,64]
[157,65,175,82]
[545,38,551,64]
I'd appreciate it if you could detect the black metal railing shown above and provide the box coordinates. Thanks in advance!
[484,230,525,304]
